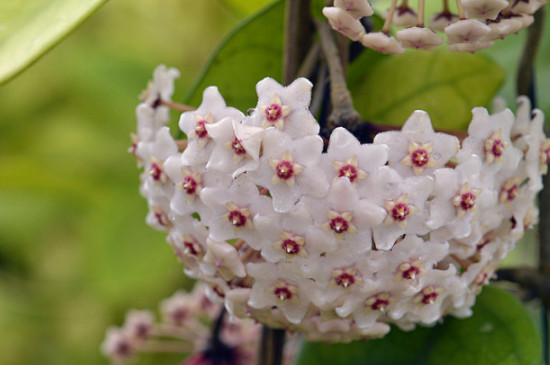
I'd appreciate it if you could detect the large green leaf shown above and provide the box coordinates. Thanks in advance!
[295,286,541,365]
[219,0,275,17]
[0,0,108,84]
[349,50,504,130]
[185,0,284,111]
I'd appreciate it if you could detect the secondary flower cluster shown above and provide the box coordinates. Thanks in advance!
[132,65,548,342]
[323,0,545,53]
[101,283,267,365]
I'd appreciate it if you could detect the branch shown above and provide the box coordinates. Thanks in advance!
[208,307,227,351]
[516,6,546,100]
[296,41,321,79]
[315,19,361,132]
[283,0,313,84]
[256,326,286,365]
[496,267,550,305]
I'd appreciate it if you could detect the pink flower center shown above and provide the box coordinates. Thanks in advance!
[265,103,282,122]
[334,272,356,288]
[543,147,550,164]
[231,137,246,155]
[276,160,294,180]
[171,308,189,325]
[115,341,131,357]
[504,184,519,202]
[183,240,200,256]
[475,272,489,286]
[402,265,420,280]
[330,216,349,234]
[460,192,476,211]
[274,287,293,301]
[411,149,430,168]
[228,210,247,227]
[491,139,505,157]
[150,162,163,181]
[213,286,225,298]
[154,211,169,227]
[371,298,390,312]
[195,120,208,139]
[131,142,138,156]
[476,237,491,252]
[421,291,438,305]
[281,239,300,255]
[338,164,358,182]
[391,202,410,222]
[182,175,198,195]
[135,323,151,339]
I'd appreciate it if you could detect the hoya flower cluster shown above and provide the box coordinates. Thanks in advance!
[101,283,281,365]
[323,0,545,54]
[132,65,548,343]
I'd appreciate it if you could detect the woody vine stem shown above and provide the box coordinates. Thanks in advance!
[256,1,312,364]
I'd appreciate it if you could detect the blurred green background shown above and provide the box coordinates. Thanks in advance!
[0,1,548,364]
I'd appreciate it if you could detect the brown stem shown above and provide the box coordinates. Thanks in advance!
[160,100,195,112]
[256,326,286,365]
[310,60,328,117]
[296,41,321,79]
[209,307,227,351]
[540,157,550,275]
[496,267,550,305]
[417,0,425,26]
[382,0,400,33]
[455,0,466,19]
[176,139,188,151]
[517,7,545,98]
[316,19,361,132]
[283,0,313,84]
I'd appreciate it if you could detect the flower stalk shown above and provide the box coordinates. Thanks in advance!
[316,18,361,132]
[256,326,286,365]
[283,0,313,84]
[517,7,545,100]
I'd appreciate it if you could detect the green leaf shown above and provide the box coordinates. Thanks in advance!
[349,50,504,130]
[0,0,108,84]
[295,286,541,365]
[219,0,276,17]
[185,0,284,112]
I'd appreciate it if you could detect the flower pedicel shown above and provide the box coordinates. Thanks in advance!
[323,0,545,53]
[131,65,547,343]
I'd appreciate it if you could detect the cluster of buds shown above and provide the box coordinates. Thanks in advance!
[131,65,548,343]
[323,0,545,53]
[101,283,282,365]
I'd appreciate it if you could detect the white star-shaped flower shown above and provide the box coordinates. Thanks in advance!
[179,87,244,166]
[251,128,328,212]
[323,127,388,196]
[249,78,319,138]
[396,27,444,50]
[205,117,264,178]
[361,32,405,54]
[199,177,272,244]
[253,202,333,262]
[458,107,522,182]
[202,238,246,281]
[374,110,459,178]
[427,155,497,240]
[445,19,491,45]
[302,177,386,254]
[334,0,374,19]
[247,262,314,325]
[366,166,434,250]
[462,0,508,20]
[323,6,366,41]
